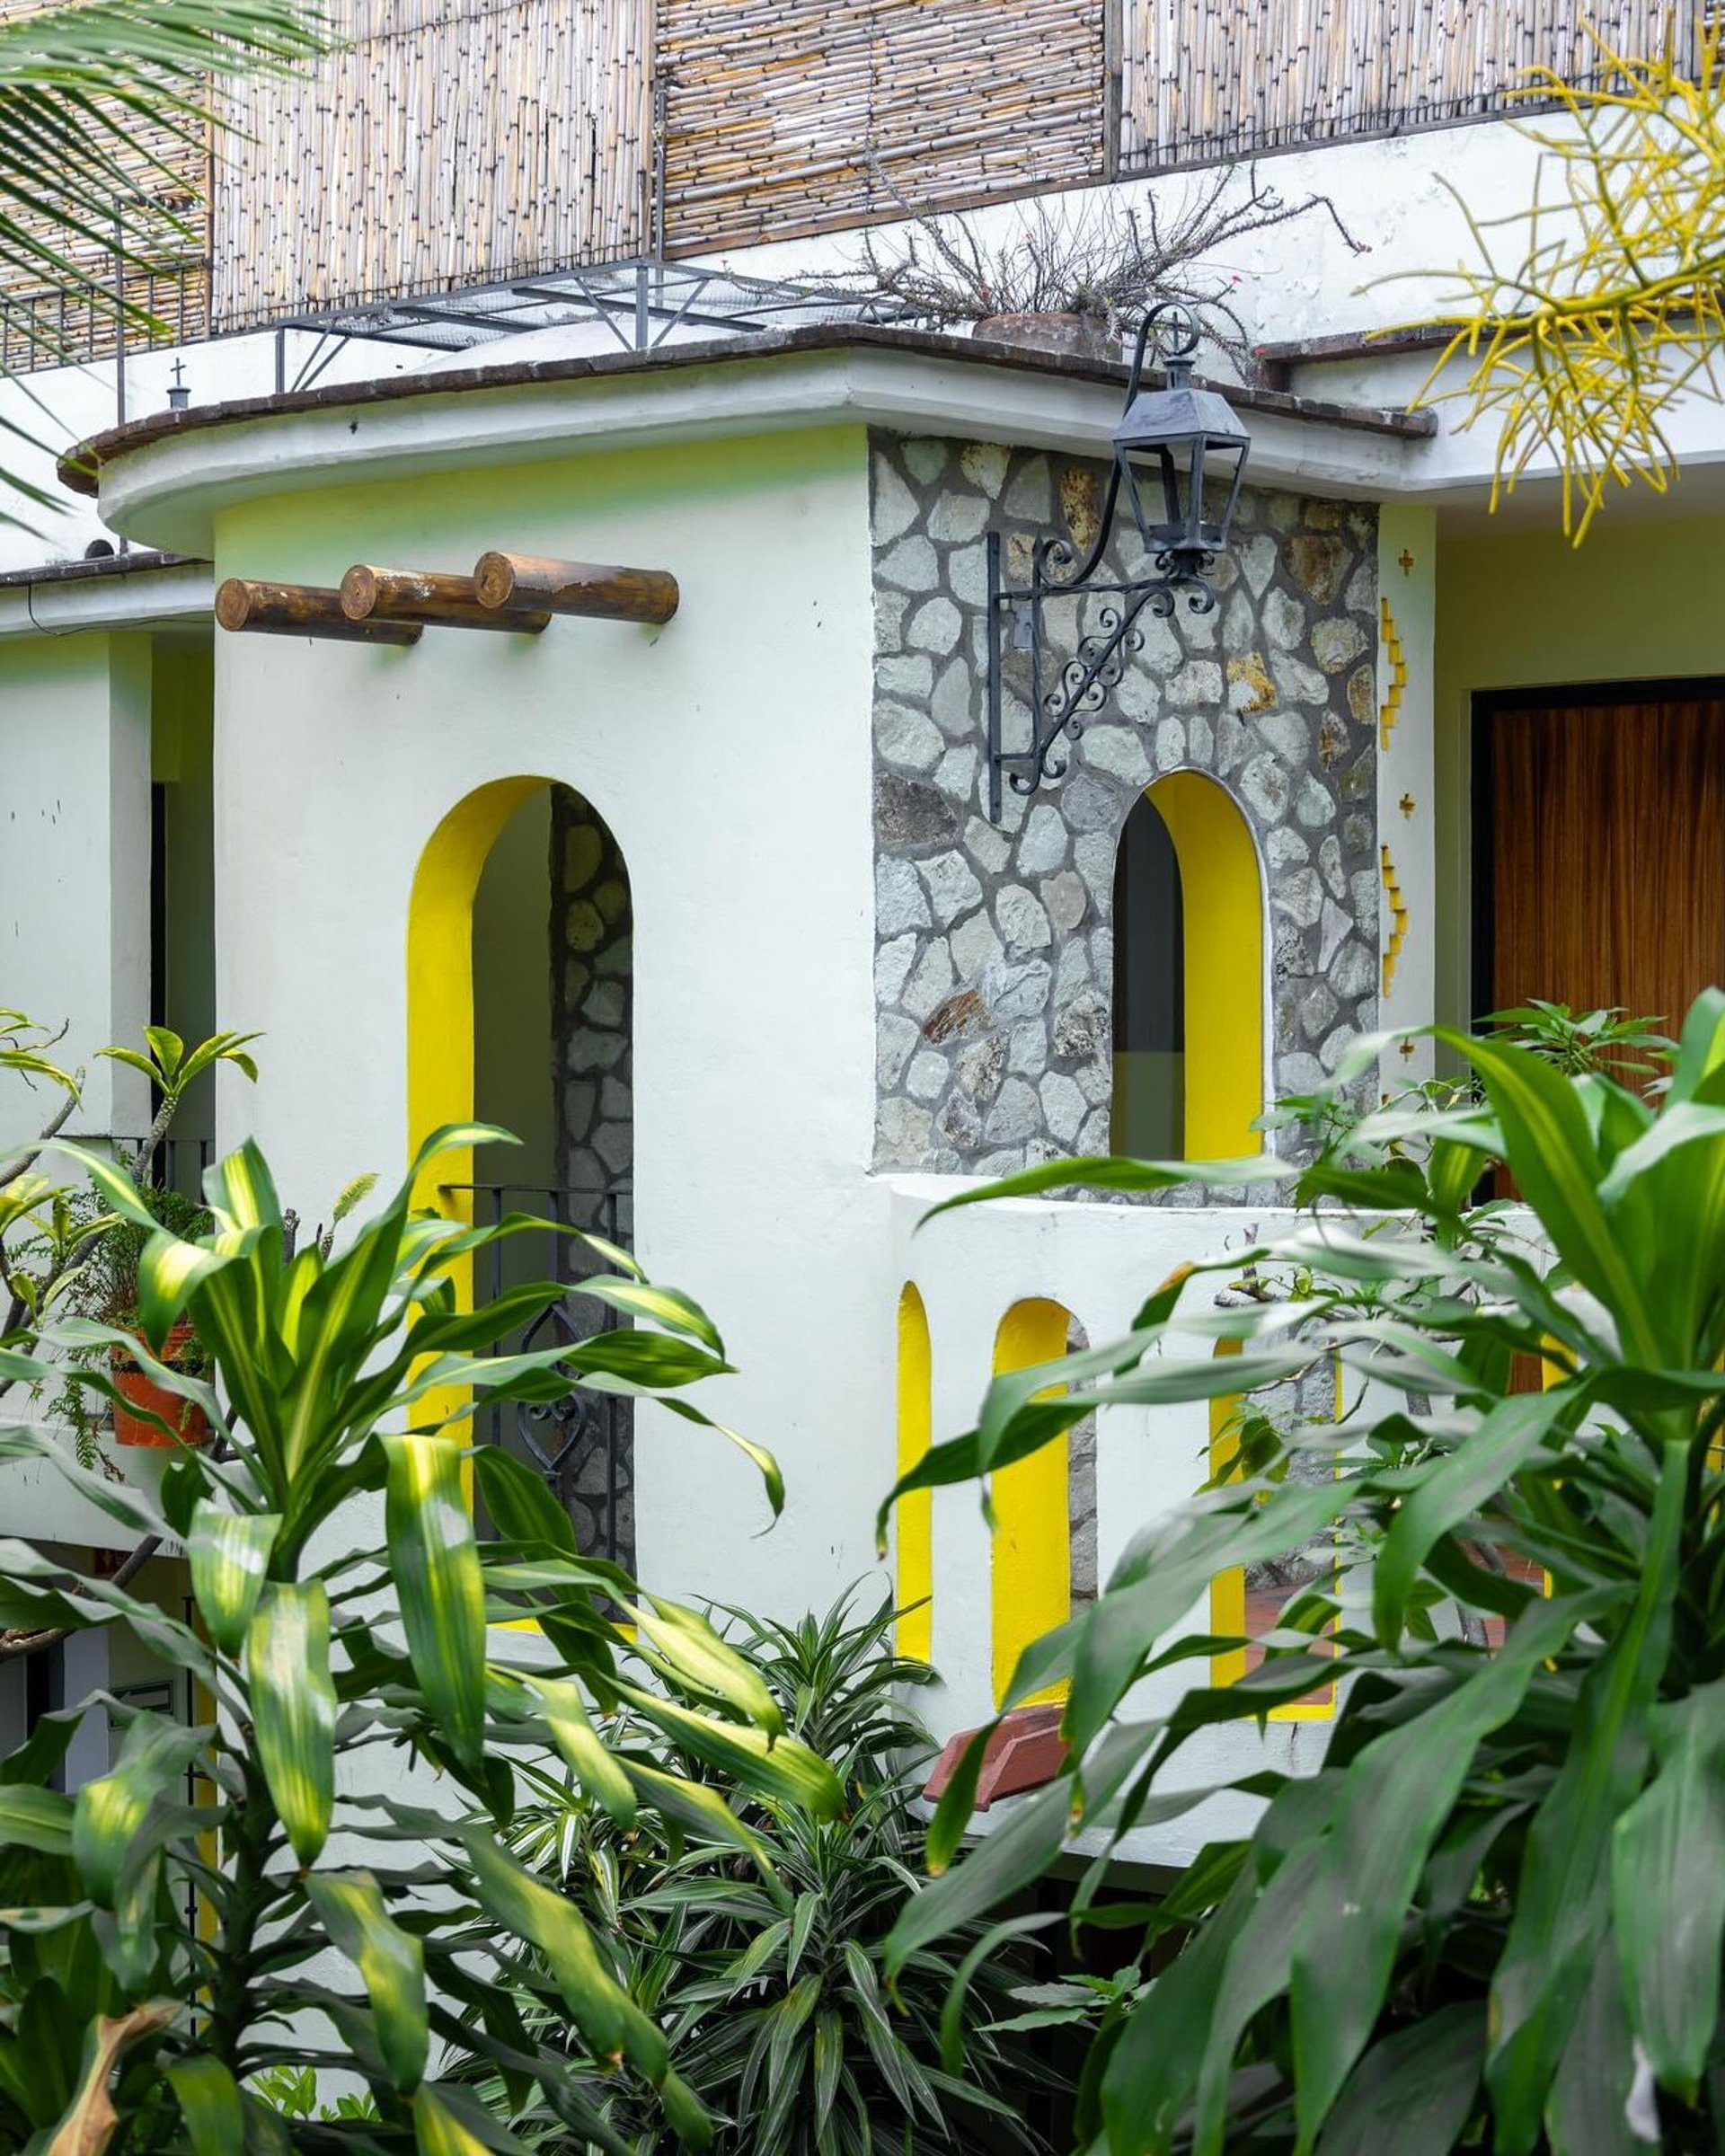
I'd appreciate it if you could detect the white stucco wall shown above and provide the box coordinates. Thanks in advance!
[0,632,152,1142]
[893,1179,1328,1862]
[205,424,892,1620]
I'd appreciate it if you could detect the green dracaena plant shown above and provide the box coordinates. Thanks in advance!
[0,1124,842,2153]
[460,1593,1055,2156]
[879,989,1725,2155]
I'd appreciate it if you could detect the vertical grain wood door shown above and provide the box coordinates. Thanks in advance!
[1478,685,1725,1036]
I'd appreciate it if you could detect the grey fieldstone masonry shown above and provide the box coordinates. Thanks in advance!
[870,431,1381,1180]
[551,788,635,1567]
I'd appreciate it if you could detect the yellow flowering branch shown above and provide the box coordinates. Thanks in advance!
[1402,16,1725,541]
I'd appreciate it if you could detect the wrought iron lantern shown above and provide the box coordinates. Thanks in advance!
[986,301,1251,819]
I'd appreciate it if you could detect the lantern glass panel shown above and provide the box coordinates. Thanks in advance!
[1118,433,1247,558]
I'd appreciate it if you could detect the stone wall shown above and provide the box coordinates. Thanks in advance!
[550,787,634,1565]
[870,430,1380,1177]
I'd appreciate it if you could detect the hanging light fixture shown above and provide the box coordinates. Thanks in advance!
[986,302,1251,819]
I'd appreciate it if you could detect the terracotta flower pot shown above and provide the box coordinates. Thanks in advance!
[973,311,1119,362]
[111,1321,209,1448]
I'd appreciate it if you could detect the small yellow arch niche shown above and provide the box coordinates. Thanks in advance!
[895,1284,933,1662]
[1209,1342,1339,1722]
[990,1297,1078,1708]
[1112,770,1264,1161]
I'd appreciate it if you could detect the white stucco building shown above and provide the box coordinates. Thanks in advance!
[4,0,1722,1849]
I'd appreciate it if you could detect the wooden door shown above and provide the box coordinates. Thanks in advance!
[1479,686,1725,1037]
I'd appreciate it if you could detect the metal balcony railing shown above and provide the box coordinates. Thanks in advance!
[447,1183,635,1570]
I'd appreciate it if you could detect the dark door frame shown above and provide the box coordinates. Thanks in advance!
[1469,676,1725,1028]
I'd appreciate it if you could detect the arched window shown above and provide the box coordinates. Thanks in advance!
[896,1284,933,1663]
[989,1299,1092,1707]
[408,777,633,1562]
[1112,771,1264,1161]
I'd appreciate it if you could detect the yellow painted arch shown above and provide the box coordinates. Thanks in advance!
[1136,771,1266,1162]
[407,774,548,1196]
[406,776,549,1433]
[1209,1343,1340,1721]
[895,1284,933,1663]
[990,1297,1076,1708]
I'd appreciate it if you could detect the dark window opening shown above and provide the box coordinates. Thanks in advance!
[1111,791,1185,1156]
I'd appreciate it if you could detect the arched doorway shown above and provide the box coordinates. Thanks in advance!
[408,777,633,1562]
[1111,770,1265,1160]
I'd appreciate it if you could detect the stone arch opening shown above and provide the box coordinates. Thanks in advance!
[1110,769,1265,1161]
[407,777,633,1561]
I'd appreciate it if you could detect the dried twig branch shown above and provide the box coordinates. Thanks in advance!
[849,163,1367,372]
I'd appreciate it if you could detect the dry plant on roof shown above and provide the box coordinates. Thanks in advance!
[853,164,1366,371]
[1405,17,1725,540]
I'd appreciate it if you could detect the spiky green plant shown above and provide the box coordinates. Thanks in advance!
[466,1595,1056,2155]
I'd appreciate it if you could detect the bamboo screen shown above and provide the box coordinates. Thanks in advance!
[654,0,1107,252]
[1120,0,1693,167]
[0,0,208,373]
[209,0,650,329]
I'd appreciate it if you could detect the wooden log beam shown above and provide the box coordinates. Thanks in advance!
[473,551,679,624]
[216,577,422,645]
[340,565,551,633]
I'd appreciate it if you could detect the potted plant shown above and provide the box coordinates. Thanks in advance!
[4,1025,261,1463]
[57,1176,216,1452]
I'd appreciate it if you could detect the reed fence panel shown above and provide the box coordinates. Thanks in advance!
[1121,0,1694,168]
[210,0,650,329]
[656,0,1107,252]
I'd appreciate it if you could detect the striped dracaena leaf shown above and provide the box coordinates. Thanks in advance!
[202,1138,282,1233]
[464,1828,669,2082]
[473,1443,580,1557]
[612,1683,843,1817]
[408,2081,521,2153]
[0,1781,73,1856]
[187,1501,279,1657]
[246,1581,336,1866]
[629,1597,783,1736]
[71,1715,203,1907]
[304,1871,427,2094]
[519,1674,636,1827]
[1442,1027,1660,1365]
[1612,1679,1725,2101]
[382,1433,487,1772]
[166,2055,246,2156]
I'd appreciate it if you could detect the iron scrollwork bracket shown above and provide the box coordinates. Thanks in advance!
[986,500,1216,822]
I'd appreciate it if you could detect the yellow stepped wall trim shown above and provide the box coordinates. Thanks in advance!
[1144,772,1264,1161]
[895,1284,933,1664]
[990,1298,1075,1709]
[1380,843,1409,997]
[1378,595,1407,752]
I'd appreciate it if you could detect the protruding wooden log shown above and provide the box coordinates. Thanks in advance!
[216,577,422,645]
[473,551,679,624]
[340,565,551,633]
